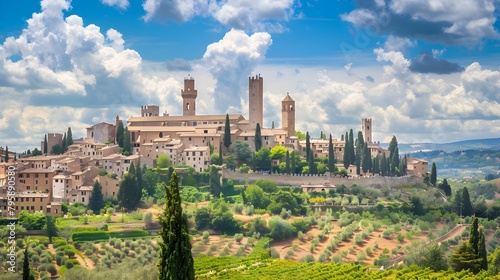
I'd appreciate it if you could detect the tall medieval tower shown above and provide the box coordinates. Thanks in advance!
[181,75,197,116]
[362,118,372,143]
[282,93,295,138]
[249,74,263,128]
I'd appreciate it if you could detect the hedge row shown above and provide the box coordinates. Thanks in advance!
[72,229,150,242]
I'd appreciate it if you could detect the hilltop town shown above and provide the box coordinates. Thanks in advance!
[0,75,428,217]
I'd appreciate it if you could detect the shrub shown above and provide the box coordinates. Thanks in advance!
[202,231,210,240]
[234,233,244,244]
[144,212,153,225]
[302,254,315,263]
[65,260,74,269]
[232,203,244,214]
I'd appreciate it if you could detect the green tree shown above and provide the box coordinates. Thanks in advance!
[88,180,104,214]
[230,140,252,161]
[51,144,62,155]
[343,132,349,169]
[62,133,67,153]
[295,131,306,140]
[355,131,364,175]
[438,178,452,196]
[381,154,387,176]
[391,147,400,175]
[271,121,275,129]
[245,185,270,209]
[4,146,8,162]
[305,132,311,162]
[479,229,488,271]
[328,134,336,174]
[462,187,474,217]
[118,172,140,210]
[218,141,223,165]
[430,162,437,186]
[122,127,132,155]
[43,134,48,155]
[157,154,171,168]
[116,120,124,147]
[254,147,271,171]
[450,241,481,273]
[469,217,480,256]
[453,189,463,216]
[308,152,317,174]
[209,166,221,198]
[285,150,290,174]
[32,148,41,156]
[45,215,58,243]
[157,172,195,280]
[224,114,232,149]
[66,127,73,147]
[291,150,297,173]
[254,123,262,151]
[362,144,372,173]
[22,246,35,280]
[195,208,211,230]
[270,145,287,160]
[348,129,355,165]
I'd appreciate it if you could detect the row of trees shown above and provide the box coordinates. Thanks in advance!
[116,120,132,156]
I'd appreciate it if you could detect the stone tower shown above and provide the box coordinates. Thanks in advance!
[181,75,197,116]
[249,74,263,129]
[282,93,295,138]
[362,118,372,143]
[141,105,159,117]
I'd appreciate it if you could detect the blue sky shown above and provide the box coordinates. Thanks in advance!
[0,0,499,153]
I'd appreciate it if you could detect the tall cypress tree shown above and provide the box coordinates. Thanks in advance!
[254,123,262,152]
[469,217,479,255]
[4,146,9,162]
[355,131,364,175]
[157,172,195,280]
[381,154,387,176]
[348,129,355,164]
[62,133,67,153]
[285,150,290,174]
[291,150,296,174]
[224,114,232,149]
[22,246,34,280]
[391,147,400,176]
[88,180,104,214]
[66,127,73,146]
[305,131,311,162]
[308,152,317,174]
[218,141,223,165]
[328,134,335,174]
[462,187,474,217]
[123,127,132,155]
[430,162,437,186]
[478,228,488,271]
[362,145,372,173]
[343,132,349,169]
[116,120,125,147]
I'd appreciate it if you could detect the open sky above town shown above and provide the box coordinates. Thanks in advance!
[1,0,499,153]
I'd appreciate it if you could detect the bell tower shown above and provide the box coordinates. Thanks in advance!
[282,93,295,138]
[249,74,263,128]
[181,75,197,116]
[362,118,372,143]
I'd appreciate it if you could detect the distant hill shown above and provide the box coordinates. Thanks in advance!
[381,138,500,179]
[390,138,500,154]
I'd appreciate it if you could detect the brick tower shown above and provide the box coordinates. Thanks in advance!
[249,74,263,129]
[181,75,197,116]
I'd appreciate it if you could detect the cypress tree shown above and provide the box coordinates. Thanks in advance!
[328,134,335,174]
[391,147,400,176]
[62,133,67,153]
[381,154,387,176]
[22,246,34,280]
[479,229,488,271]
[224,114,232,149]
[241,188,247,204]
[116,120,125,147]
[308,152,317,174]
[46,216,58,243]
[462,187,474,217]
[157,172,195,280]
[209,166,221,198]
[218,141,223,165]
[348,129,354,164]
[285,150,290,174]
[123,127,131,155]
[469,217,479,256]
[430,162,437,186]
[43,135,48,155]
[254,123,262,151]
[291,151,296,174]
[343,132,349,169]
[66,127,73,146]
[136,159,143,196]
[362,145,371,173]
[388,135,398,161]
[305,131,311,162]
[4,146,8,162]
[271,121,275,129]
[88,180,104,214]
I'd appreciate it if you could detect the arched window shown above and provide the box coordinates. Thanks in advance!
[186,103,190,110]
[290,105,293,111]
